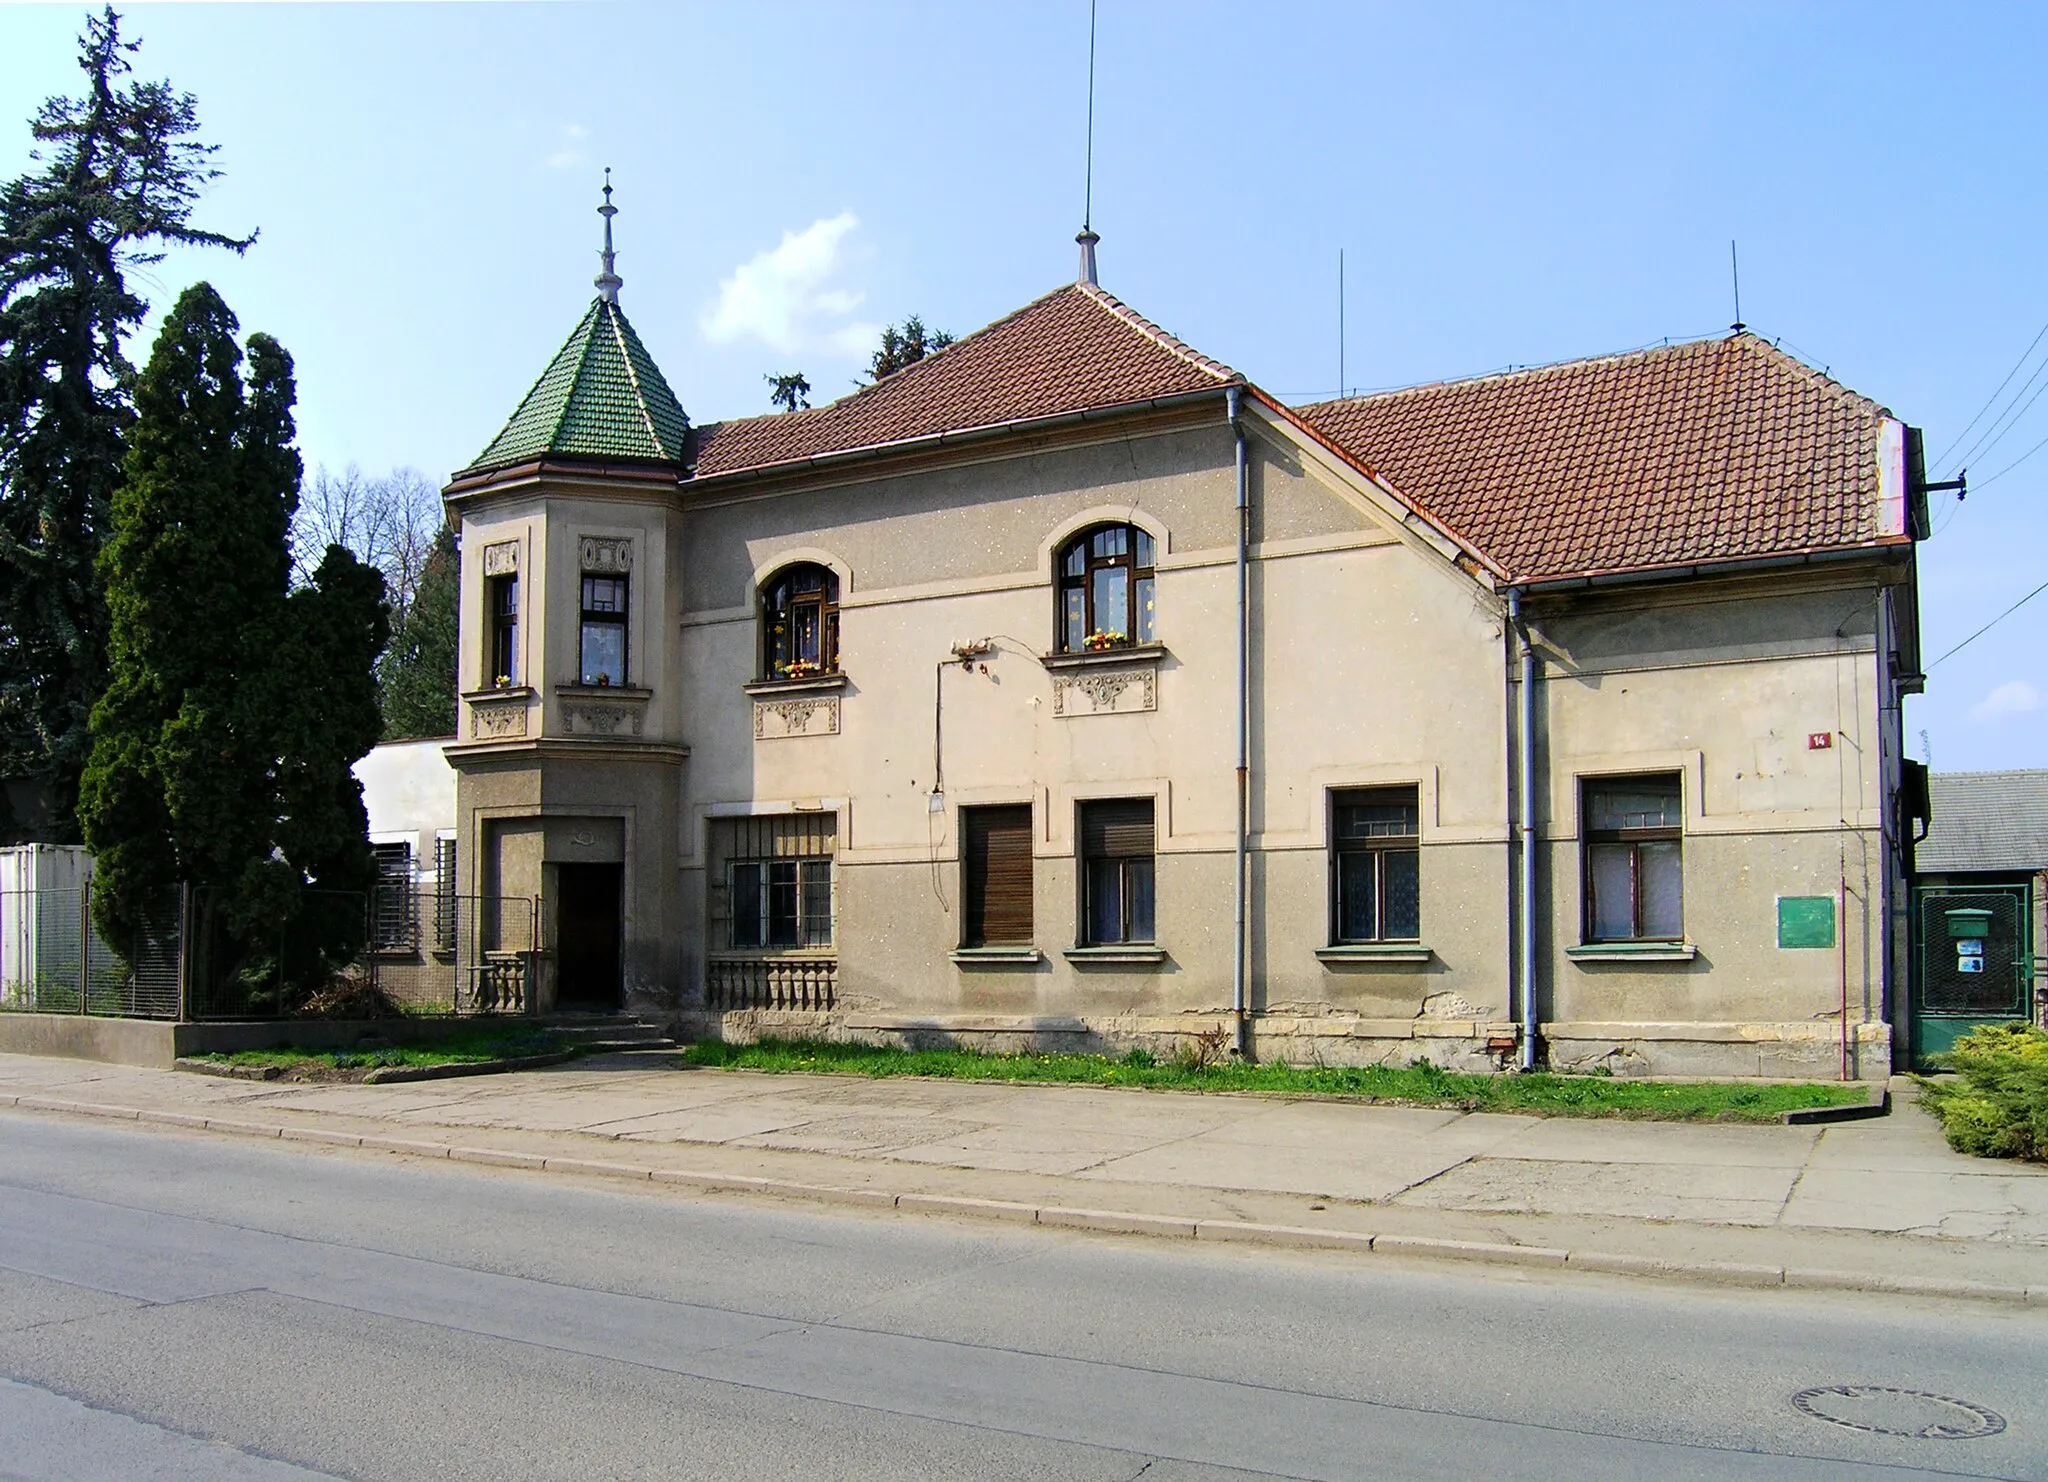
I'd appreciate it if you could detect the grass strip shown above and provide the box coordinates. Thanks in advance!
[192,1028,570,1074]
[679,1037,1868,1121]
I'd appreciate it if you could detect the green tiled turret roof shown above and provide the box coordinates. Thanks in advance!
[463,297,690,475]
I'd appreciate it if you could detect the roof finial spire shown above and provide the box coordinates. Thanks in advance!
[1076,0,1099,286]
[596,168,623,304]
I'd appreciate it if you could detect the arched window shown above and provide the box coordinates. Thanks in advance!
[760,563,840,679]
[1057,524,1156,653]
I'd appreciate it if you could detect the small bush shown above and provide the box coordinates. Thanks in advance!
[1918,1023,2048,1161]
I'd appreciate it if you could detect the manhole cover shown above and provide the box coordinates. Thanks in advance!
[1792,1386,2006,1440]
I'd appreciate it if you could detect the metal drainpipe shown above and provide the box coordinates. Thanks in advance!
[1229,387,1251,1058]
[1508,588,1538,1072]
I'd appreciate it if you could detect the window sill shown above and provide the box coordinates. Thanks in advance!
[554,683,653,700]
[744,673,848,697]
[1041,643,1168,671]
[1315,943,1432,965]
[1566,942,1698,963]
[1062,945,1167,965]
[950,947,1043,966]
[462,685,534,703]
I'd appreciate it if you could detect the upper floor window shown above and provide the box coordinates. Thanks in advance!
[1058,524,1156,653]
[1582,774,1684,942]
[487,573,519,687]
[579,574,628,685]
[761,564,840,680]
[1331,787,1420,943]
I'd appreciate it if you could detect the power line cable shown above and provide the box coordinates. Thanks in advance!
[1970,425,2048,495]
[1948,351,2048,476]
[1927,573,2048,669]
[1933,314,2048,473]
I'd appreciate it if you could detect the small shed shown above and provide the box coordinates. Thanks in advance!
[1910,770,2048,1065]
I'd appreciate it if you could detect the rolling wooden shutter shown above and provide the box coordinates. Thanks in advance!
[1079,799,1154,860]
[964,805,1034,946]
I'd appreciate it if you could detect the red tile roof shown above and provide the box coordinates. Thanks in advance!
[1290,334,1901,584]
[690,283,1239,480]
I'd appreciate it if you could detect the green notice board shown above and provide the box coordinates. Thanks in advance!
[1777,895,1836,949]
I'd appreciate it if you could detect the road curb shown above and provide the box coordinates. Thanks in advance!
[5,1093,2040,1306]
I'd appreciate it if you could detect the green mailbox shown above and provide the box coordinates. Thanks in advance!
[1945,908,1994,941]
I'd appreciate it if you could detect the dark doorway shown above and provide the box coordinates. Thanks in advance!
[555,863,622,1011]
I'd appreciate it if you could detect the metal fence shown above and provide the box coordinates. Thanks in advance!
[0,885,182,1018]
[2,881,536,1021]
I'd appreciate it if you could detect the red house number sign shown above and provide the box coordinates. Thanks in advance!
[1807,732,1833,750]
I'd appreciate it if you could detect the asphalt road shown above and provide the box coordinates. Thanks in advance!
[1,1115,2041,1482]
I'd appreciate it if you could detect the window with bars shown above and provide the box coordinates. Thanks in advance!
[433,835,458,951]
[710,814,837,950]
[963,805,1034,947]
[1331,787,1420,943]
[487,573,519,687]
[1582,774,1684,942]
[371,842,417,952]
[760,564,840,679]
[1057,525,1157,653]
[1079,799,1155,945]
[579,574,628,685]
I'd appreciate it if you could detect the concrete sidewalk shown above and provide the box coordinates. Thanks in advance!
[4,1050,2045,1301]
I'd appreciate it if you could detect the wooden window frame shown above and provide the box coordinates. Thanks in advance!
[1056,524,1157,654]
[760,564,841,680]
[486,572,519,687]
[962,804,1034,948]
[1330,787,1421,944]
[578,573,629,686]
[1581,773,1685,943]
[727,858,833,949]
[1078,798,1156,946]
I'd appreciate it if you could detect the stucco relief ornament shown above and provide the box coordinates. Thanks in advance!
[471,700,527,738]
[579,537,632,574]
[481,541,519,577]
[754,697,841,739]
[1051,668,1157,716]
[563,701,642,736]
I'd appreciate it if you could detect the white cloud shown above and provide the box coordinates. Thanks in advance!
[700,213,878,357]
[543,124,589,171]
[1970,679,2044,723]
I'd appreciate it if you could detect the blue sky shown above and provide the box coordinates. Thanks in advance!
[4,2,2044,770]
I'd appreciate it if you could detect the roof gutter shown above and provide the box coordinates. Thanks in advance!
[1510,541,1914,595]
[687,385,1240,494]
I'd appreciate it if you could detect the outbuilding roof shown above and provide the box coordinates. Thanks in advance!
[1290,334,1902,585]
[1917,770,2048,874]
[689,283,1240,479]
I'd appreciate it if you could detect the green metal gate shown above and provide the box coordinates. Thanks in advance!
[1911,882,2033,1069]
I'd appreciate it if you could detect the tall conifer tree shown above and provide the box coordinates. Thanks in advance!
[0,7,247,841]
[80,284,386,987]
[377,522,459,740]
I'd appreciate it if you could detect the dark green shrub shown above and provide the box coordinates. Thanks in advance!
[1917,1023,2048,1161]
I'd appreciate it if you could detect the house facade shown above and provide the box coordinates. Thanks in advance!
[437,215,1928,1079]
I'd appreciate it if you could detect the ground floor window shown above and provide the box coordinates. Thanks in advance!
[371,842,416,951]
[1331,786,1420,942]
[711,813,836,950]
[1079,798,1155,945]
[1582,773,1684,942]
[963,804,1034,947]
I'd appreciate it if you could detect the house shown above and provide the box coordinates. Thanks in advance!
[1910,770,2048,1066]
[431,201,1930,1079]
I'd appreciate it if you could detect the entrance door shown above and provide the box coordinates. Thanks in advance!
[1912,882,2032,1069]
[555,863,622,1011]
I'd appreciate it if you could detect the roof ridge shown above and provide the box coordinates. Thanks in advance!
[1077,281,1239,382]
[603,301,667,458]
[1300,331,1892,423]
